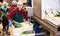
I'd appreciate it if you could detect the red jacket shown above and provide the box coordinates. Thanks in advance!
[9,5,16,13]
[7,8,28,21]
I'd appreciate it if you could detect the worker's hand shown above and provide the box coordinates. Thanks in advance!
[9,20,12,27]
[23,19,26,22]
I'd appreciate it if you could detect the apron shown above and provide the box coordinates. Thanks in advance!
[1,6,8,16]
[13,13,24,23]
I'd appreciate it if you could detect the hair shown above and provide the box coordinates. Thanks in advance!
[12,0,17,5]
[17,1,23,6]
[3,1,8,6]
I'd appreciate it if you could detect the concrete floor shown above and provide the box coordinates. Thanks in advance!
[0,24,14,36]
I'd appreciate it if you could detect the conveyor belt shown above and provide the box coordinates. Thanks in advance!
[44,19,57,28]
[33,14,57,36]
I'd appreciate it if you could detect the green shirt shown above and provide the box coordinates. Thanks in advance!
[1,6,9,16]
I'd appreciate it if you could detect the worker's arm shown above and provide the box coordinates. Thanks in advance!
[7,9,16,21]
[22,10,28,21]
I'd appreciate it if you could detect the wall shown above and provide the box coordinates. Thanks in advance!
[4,0,27,5]
[0,0,3,2]
[33,0,41,18]
[42,0,60,19]
[5,0,12,5]
[18,0,27,3]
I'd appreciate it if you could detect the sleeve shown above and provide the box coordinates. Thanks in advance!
[9,6,13,12]
[23,10,28,21]
[7,10,16,21]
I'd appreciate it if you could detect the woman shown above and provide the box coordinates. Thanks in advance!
[9,0,17,13]
[1,1,10,35]
[7,1,28,23]
[0,7,10,35]
[1,1,9,16]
